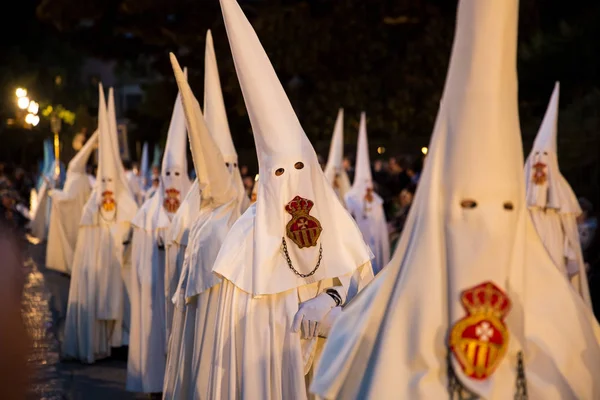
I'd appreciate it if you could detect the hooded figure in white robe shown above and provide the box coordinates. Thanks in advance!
[31,140,64,241]
[63,85,138,364]
[163,54,243,400]
[206,1,374,398]
[323,109,351,207]
[344,112,390,274]
[164,34,251,341]
[127,83,192,393]
[46,131,99,274]
[310,1,600,399]
[524,82,592,307]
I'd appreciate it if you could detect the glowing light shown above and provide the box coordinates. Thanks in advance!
[18,96,30,110]
[31,115,40,126]
[15,88,27,98]
[377,146,386,154]
[27,101,39,114]
[254,174,259,182]
[25,113,35,124]
[421,147,428,155]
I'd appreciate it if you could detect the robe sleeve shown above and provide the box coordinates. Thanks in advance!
[561,213,593,308]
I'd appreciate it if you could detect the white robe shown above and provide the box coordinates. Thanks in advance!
[46,172,93,274]
[62,211,132,363]
[204,207,373,400]
[165,179,200,343]
[163,199,240,400]
[127,195,170,393]
[30,179,52,241]
[126,170,145,205]
[345,194,390,274]
[529,208,592,306]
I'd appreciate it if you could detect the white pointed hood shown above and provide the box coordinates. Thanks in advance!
[524,82,581,214]
[171,54,235,207]
[323,109,351,205]
[346,112,382,204]
[213,0,371,296]
[160,78,192,216]
[311,1,600,399]
[171,54,239,297]
[81,84,137,225]
[67,131,99,175]
[204,29,250,213]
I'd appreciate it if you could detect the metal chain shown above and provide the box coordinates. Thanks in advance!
[98,206,117,223]
[514,351,528,400]
[281,237,323,278]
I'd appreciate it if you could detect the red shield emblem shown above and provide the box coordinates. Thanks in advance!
[449,281,511,380]
[532,161,547,185]
[163,188,181,213]
[101,191,116,212]
[285,196,322,249]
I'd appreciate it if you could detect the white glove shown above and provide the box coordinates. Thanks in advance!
[292,292,336,338]
[317,306,342,338]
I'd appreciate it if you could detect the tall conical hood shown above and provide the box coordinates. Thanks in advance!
[323,109,351,204]
[171,54,235,206]
[67,130,99,175]
[107,88,121,161]
[159,73,192,216]
[524,82,581,213]
[152,144,162,168]
[204,29,250,213]
[81,84,137,224]
[219,0,314,169]
[312,1,600,399]
[347,112,375,199]
[214,0,371,296]
[204,30,237,163]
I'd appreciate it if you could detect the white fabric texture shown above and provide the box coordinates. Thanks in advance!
[524,83,591,306]
[310,1,600,399]
[344,112,390,274]
[323,109,351,207]
[46,131,99,274]
[63,85,138,363]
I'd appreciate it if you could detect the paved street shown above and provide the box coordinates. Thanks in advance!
[24,242,140,400]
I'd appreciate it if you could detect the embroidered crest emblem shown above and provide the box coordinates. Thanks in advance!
[532,161,547,185]
[449,281,511,380]
[285,195,322,249]
[163,188,181,213]
[101,190,116,212]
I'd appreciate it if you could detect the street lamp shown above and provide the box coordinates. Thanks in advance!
[421,147,428,155]
[17,96,30,110]
[15,88,27,98]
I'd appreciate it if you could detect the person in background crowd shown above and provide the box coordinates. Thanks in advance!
[239,164,249,178]
[12,168,32,205]
[578,197,597,252]
[0,163,8,186]
[372,159,389,198]
[343,155,355,182]
[242,175,254,197]
[388,182,417,252]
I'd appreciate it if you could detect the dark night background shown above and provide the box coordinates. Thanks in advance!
[0,0,599,202]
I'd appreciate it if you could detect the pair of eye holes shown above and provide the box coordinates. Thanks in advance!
[225,162,238,168]
[534,151,549,156]
[101,178,113,183]
[460,199,514,211]
[275,162,304,176]
[165,171,181,177]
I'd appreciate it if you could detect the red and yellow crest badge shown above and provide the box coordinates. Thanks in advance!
[101,190,116,212]
[449,281,511,380]
[532,161,547,185]
[163,188,181,213]
[285,196,322,249]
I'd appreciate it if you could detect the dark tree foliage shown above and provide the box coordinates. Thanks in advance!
[3,0,598,200]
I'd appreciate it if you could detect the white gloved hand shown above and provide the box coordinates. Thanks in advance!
[292,292,336,338]
[317,306,342,338]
